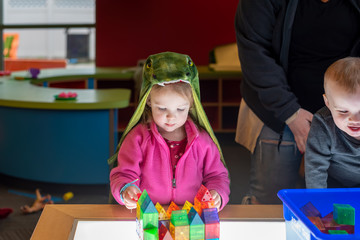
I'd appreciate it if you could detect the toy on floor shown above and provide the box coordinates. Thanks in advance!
[301,202,355,234]
[136,185,220,240]
[8,189,63,202]
[0,208,13,219]
[20,189,54,214]
[63,191,74,201]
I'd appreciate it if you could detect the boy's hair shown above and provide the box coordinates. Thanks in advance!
[142,82,194,124]
[324,57,360,94]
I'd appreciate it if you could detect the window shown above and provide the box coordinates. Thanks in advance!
[2,0,95,64]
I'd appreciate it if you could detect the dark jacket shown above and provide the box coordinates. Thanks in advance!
[235,0,360,133]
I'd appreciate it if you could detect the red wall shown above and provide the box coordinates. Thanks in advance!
[96,1,238,67]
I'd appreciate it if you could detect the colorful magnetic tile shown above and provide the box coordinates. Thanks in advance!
[201,208,219,224]
[137,190,152,220]
[308,216,325,233]
[300,202,321,218]
[188,207,204,226]
[136,218,143,240]
[321,212,333,221]
[156,202,168,220]
[170,223,190,240]
[204,222,220,239]
[159,220,170,230]
[137,203,142,220]
[193,203,203,216]
[137,189,149,207]
[195,185,213,202]
[188,212,204,240]
[200,200,215,210]
[328,230,348,235]
[189,224,205,240]
[171,210,189,226]
[321,219,354,234]
[142,201,159,229]
[140,195,152,212]
[193,200,214,217]
[183,201,194,214]
[333,204,355,225]
[167,201,180,219]
[159,223,173,240]
[144,227,159,240]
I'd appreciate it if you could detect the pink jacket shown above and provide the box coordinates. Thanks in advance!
[110,120,230,210]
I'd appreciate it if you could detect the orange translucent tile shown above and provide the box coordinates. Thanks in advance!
[166,201,180,219]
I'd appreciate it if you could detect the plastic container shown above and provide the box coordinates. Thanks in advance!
[278,188,360,240]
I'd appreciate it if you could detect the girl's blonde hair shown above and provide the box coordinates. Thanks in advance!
[324,57,360,94]
[142,82,194,124]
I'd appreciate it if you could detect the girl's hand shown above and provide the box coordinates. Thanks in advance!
[210,190,222,211]
[122,186,141,209]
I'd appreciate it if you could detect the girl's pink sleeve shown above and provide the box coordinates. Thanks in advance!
[109,126,144,205]
[201,133,230,210]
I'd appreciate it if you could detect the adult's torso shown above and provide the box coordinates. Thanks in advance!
[288,0,360,113]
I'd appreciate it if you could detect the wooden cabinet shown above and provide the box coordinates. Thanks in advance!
[199,75,242,132]
[200,78,242,132]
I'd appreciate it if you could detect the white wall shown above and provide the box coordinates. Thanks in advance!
[3,0,95,60]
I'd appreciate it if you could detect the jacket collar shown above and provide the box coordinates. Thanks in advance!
[149,119,199,147]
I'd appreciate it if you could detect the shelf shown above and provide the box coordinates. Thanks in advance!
[200,79,218,103]
[203,106,219,130]
[222,106,239,130]
[49,79,86,89]
[117,107,135,130]
[42,66,243,133]
[222,79,242,103]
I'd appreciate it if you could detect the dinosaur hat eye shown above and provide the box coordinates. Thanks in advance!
[146,61,152,69]
[188,59,193,66]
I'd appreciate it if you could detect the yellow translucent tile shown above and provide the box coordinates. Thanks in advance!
[155,202,168,220]
[182,201,194,214]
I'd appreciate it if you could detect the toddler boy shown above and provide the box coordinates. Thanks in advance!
[305,57,360,188]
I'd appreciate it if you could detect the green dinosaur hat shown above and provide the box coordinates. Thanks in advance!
[108,52,225,168]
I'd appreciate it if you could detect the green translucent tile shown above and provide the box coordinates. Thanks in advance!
[144,227,159,240]
[333,204,355,225]
[143,202,159,229]
[141,195,152,212]
[138,189,149,207]
[328,230,348,235]
[143,212,159,229]
[189,224,205,240]
[171,210,189,226]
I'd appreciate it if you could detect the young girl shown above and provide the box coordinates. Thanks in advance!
[109,52,230,210]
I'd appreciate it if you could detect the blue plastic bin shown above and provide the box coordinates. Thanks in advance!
[278,188,360,240]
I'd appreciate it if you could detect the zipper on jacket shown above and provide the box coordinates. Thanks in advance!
[172,177,176,188]
[172,165,177,188]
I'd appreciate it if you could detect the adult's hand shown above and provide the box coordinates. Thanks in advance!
[287,108,313,154]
